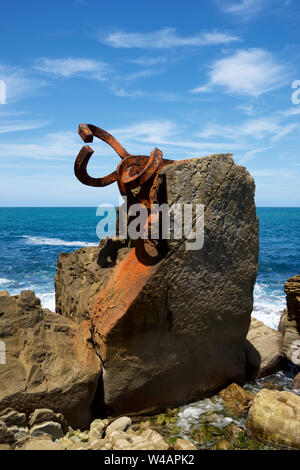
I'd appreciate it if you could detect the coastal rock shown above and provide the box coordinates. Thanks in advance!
[0,291,101,429]
[284,273,300,328]
[174,438,197,450]
[219,383,255,415]
[278,310,300,367]
[29,409,68,433]
[105,417,132,437]
[56,155,258,416]
[246,388,300,449]
[0,409,27,428]
[20,438,65,451]
[55,239,130,323]
[278,273,300,367]
[140,429,169,450]
[0,422,14,444]
[292,373,300,390]
[30,421,64,440]
[245,317,285,379]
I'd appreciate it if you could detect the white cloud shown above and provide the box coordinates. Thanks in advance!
[0,65,45,103]
[101,27,239,49]
[0,119,50,134]
[222,0,265,16]
[191,49,289,97]
[197,116,298,142]
[0,131,79,160]
[34,57,111,81]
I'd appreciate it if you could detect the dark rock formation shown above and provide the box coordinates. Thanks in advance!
[0,290,101,428]
[56,154,259,417]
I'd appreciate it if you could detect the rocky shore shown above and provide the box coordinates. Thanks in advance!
[0,155,299,450]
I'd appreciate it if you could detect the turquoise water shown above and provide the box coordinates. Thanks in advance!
[0,207,299,329]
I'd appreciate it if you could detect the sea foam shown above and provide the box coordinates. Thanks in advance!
[22,235,97,247]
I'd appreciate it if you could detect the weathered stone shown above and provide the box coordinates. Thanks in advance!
[284,274,300,328]
[292,372,300,390]
[0,409,27,428]
[67,441,91,450]
[91,440,112,450]
[0,291,101,429]
[111,432,156,450]
[59,436,74,449]
[140,429,169,450]
[56,155,258,416]
[0,421,14,444]
[105,417,132,437]
[29,408,68,433]
[174,438,197,450]
[215,439,233,450]
[21,439,65,450]
[279,310,300,366]
[246,389,300,449]
[30,421,64,440]
[90,418,108,437]
[245,317,285,379]
[219,383,255,415]
[7,425,29,441]
[55,239,130,323]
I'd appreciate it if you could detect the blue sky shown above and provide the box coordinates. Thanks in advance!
[0,0,300,206]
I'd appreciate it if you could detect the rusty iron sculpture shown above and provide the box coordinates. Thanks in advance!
[75,124,174,263]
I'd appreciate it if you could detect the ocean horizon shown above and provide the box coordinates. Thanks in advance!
[0,206,299,330]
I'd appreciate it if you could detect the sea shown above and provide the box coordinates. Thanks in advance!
[0,207,299,330]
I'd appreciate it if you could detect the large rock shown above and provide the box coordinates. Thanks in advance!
[279,310,300,367]
[55,239,130,323]
[56,154,259,416]
[0,290,101,429]
[247,388,300,449]
[279,274,300,367]
[284,273,300,328]
[245,317,285,379]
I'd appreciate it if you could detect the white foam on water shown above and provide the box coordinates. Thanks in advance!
[22,235,97,247]
[252,282,286,330]
[38,292,56,312]
[0,278,11,287]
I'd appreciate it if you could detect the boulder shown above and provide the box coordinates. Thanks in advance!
[246,388,300,449]
[219,383,255,415]
[279,310,300,367]
[140,429,169,450]
[292,373,300,390]
[0,422,14,444]
[284,273,300,328]
[245,317,285,379]
[278,274,300,367]
[29,408,68,433]
[55,239,130,323]
[56,155,258,417]
[105,417,132,437]
[30,421,64,440]
[20,438,65,450]
[0,409,27,427]
[174,438,197,450]
[0,291,101,429]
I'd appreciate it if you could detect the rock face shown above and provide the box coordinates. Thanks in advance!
[247,389,300,449]
[278,274,300,367]
[55,239,130,323]
[245,317,285,379]
[56,155,259,416]
[0,290,101,429]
